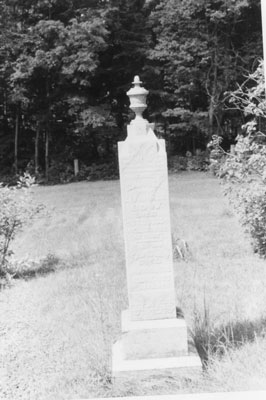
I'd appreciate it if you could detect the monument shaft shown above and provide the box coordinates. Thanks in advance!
[119,137,176,321]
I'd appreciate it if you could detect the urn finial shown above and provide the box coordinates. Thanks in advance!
[127,75,148,120]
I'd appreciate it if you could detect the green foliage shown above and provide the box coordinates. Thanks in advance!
[62,17,108,85]
[0,0,263,179]
[7,253,60,280]
[214,62,266,256]
[0,173,40,276]
[32,160,119,184]
[47,160,75,184]
[79,106,116,129]
[207,134,228,175]
[79,161,119,181]
[222,141,266,256]
[146,0,262,149]
[168,151,209,172]
[238,185,266,256]
[7,6,110,181]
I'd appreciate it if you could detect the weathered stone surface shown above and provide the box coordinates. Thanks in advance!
[118,137,176,321]
[112,339,202,379]
[122,323,188,360]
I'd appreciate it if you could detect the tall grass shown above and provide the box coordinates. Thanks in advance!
[2,173,266,398]
[191,298,266,368]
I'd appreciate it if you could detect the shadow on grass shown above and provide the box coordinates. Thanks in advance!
[191,307,266,368]
[8,254,61,280]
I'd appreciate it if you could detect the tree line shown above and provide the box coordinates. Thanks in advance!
[0,0,263,180]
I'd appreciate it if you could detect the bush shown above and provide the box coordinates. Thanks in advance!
[232,184,266,256]
[211,62,266,256]
[207,135,228,176]
[168,151,209,173]
[0,173,41,277]
[186,151,209,171]
[217,138,266,256]
[168,156,187,172]
[244,188,266,256]
[78,161,119,181]
[31,160,120,184]
[7,253,60,280]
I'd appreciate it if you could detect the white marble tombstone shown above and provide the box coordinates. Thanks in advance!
[112,76,201,379]
[74,159,79,176]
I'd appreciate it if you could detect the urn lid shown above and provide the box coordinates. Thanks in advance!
[126,76,148,97]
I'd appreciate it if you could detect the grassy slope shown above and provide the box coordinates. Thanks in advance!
[0,172,266,399]
[170,173,266,324]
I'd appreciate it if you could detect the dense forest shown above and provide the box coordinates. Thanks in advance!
[0,0,263,181]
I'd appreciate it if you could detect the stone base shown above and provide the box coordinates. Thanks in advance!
[112,310,202,379]
[120,310,188,359]
[112,340,202,380]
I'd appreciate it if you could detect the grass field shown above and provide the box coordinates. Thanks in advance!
[1,171,266,399]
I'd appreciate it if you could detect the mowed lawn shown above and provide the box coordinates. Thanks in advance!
[1,172,266,399]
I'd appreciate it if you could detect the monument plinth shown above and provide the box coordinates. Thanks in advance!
[112,76,201,379]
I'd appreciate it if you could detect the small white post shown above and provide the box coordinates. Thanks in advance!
[74,159,79,176]
[261,0,266,91]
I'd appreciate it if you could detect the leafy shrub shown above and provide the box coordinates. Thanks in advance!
[207,135,228,176]
[230,183,266,256]
[168,156,187,173]
[217,137,266,256]
[168,152,209,173]
[244,189,266,256]
[168,156,187,172]
[29,160,120,184]
[78,161,119,181]
[0,173,41,277]
[211,62,266,256]
[187,151,209,171]
[48,160,75,184]
[7,253,60,280]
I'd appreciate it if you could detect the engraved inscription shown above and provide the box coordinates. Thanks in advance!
[118,138,176,320]
[129,273,174,292]
[129,290,176,321]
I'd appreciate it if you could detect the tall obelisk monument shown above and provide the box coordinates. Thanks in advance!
[112,76,201,378]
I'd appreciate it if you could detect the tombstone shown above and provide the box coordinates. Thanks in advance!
[112,76,201,379]
[74,159,79,176]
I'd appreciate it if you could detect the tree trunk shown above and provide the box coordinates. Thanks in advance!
[35,121,40,175]
[14,111,19,175]
[45,130,49,182]
[192,134,196,155]
[209,95,215,138]
[45,76,51,182]
[208,32,218,139]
